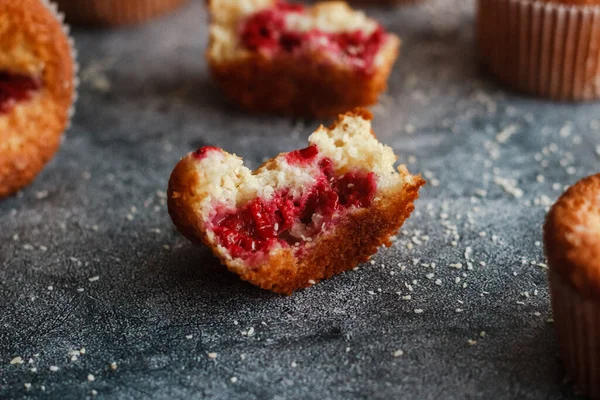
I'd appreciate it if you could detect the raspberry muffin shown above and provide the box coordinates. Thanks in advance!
[168,109,424,294]
[55,0,188,26]
[206,0,401,117]
[0,0,77,199]
[545,173,600,397]
[478,0,600,100]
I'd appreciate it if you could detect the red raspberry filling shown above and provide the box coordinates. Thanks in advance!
[285,144,319,164]
[210,146,377,260]
[239,1,387,74]
[0,71,42,114]
[193,146,221,160]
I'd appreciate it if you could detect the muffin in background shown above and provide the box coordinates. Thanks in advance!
[206,0,401,117]
[545,173,600,398]
[55,0,189,26]
[477,0,600,101]
[0,0,77,198]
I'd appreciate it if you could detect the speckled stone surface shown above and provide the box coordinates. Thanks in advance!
[1,0,599,399]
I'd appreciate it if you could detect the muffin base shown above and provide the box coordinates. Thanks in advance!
[210,52,399,118]
[55,0,188,26]
[477,0,600,101]
[550,268,600,398]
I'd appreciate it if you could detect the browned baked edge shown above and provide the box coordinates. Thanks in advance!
[208,42,400,118]
[0,0,75,198]
[55,0,188,26]
[477,0,600,101]
[168,110,424,294]
[544,174,600,299]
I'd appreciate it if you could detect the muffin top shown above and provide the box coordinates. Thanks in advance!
[544,174,600,298]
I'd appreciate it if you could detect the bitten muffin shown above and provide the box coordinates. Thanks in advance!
[55,0,188,26]
[168,109,424,294]
[544,173,600,398]
[206,0,401,117]
[0,0,76,199]
[477,0,600,101]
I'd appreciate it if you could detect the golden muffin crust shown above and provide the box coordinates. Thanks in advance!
[544,174,600,299]
[0,0,76,198]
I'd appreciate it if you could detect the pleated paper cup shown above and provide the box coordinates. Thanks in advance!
[54,0,189,26]
[42,0,79,127]
[550,269,600,398]
[477,0,600,101]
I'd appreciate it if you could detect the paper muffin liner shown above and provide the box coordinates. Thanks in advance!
[549,269,600,398]
[54,0,188,26]
[41,0,79,130]
[477,0,600,101]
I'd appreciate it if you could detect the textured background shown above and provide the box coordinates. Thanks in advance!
[1,0,598,398]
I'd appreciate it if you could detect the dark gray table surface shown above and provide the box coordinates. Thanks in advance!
[1,0,598,398]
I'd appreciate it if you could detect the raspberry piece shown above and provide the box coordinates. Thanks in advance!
[212,198,280,258]
[192,146,220,160]
[333,171,377,208]
[240,8,288,52]
[0,71,41,114]
[286,145,319,165]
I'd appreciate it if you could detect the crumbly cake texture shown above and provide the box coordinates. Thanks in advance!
[477,0,600,101]
[206,0,401,117]
[168,109,424,294]
[0,0,76,199]
[545,173,600,398]
[54,0,188,26]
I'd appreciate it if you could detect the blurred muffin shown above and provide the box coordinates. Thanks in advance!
[206,0,400,117]
[478,0,600,101]
[545,173,600,397]
[0,0,76,198]
[55,0,188,26]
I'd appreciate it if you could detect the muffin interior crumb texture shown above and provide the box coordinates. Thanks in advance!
[208,0,393,74]
[186,110,407,266]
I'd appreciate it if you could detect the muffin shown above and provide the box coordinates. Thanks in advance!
[0,0,77,199]
[206,0,401,117]
[168,109,424,294]
[544,173,600,397]
[477,0,600,101]
[55,0,188,26]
